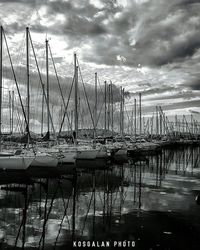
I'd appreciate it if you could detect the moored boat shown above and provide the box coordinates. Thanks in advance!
[30,152,58,167]
[0,155,34,170]
[75,147,98,160]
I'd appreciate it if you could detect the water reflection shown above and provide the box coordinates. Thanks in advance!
[0,146,200,249]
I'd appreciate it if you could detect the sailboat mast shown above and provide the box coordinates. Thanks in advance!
[11,90,14,134]
[26,27,30,146]
[139,93,142,140]
[46,39,50,134]
[107,84,110,132]
[94,72,97,143]
[104,81,107,133]
[0,26,3,146]
[26,27,30,133]
[74,53,78,138]
[41,93,44,136]
[131,105,133,136]
[134,98,136,138]
[120,86,122,136]
[9,91,11,133]
[111,81,114,137]
[120,87,125,138]
[122,88,125,137]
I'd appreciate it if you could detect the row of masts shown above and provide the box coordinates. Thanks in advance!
[3,90,200,140]
[1,26,200,142]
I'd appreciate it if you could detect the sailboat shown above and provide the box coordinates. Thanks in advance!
[31,36,75,165]
[72,55,108,160]
[0,154,34,170]
[0,26,35,170]
[0,26,34,170]
[29,34,59,167]
[56,53,105,161]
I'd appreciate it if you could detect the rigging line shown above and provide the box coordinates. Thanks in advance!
[124,105,131,130]
[14,211,24,249]
[34,49,45,111]
[94,75,105,127]
[12,32,26,114]
[97,190,104,208]
[62,58,74,98]
[12,30,25,68]
[77,59,95,129]
[97,76,104,94]
[41,182,60,233]
[58,182,71,228]
[28,30,56,137]
[17,31,26,71]
[38,179,49,250]
[58,74,75,135]
[81,191,94,236]
[159,107,171,138]
[112,187,120,208]
[35,48,46,134]
[96,100,104,128]
[80,74,94,86]
[15,105,24,134]
[48,43,72,132]
[2,28,33,141]
[54,188,73,249]
[14,185,33,250]
[13,113,20,133]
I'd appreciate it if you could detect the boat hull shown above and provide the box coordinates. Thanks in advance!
[58,151,76,164]
[0,156,34,170]
[30,154,58,167]
[96,149,108,159]
[75,149,98,160]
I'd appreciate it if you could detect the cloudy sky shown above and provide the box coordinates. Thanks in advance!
[0,0,200,132]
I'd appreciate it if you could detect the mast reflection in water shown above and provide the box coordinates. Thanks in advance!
[0,146,200,249]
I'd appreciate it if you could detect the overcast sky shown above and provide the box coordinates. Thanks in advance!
[0,0,200,132]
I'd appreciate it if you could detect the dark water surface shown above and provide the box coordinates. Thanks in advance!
[0,146,200,249]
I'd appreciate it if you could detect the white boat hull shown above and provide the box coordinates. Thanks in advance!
[115,148,127,156]
[31,154,58,167]
[0,156,34,170]
[76,149,98,160]
[58,151,76,164]
[50,144,99,160]
[96,149,108,159]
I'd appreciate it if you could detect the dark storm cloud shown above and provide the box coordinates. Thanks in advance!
[182,74,200,90]
[0,0,35,3]
[63,16,106,37]
[1,0,200,68]
[1,0,108,41]
[187,78,200,90]
[128,0,200,67]
[1,0,200,118]
[175,0,200,7]
[44,1,107,38]
[47,0,98,18]
[84,0,200,67]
